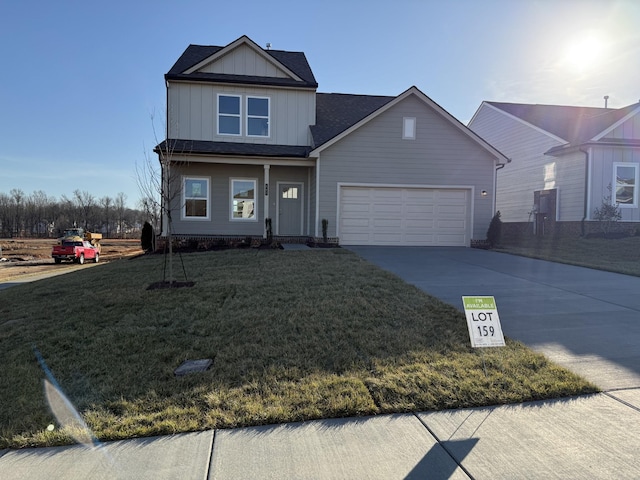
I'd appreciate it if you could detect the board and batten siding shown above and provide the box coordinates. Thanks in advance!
[167,83,315,146]
[469,104,565,222]
[552,151,586,221]
[198,44,290,79]
[168,163,309,236]
[317,95,496,240]
[607,113,640,140]
[589,146,640,222]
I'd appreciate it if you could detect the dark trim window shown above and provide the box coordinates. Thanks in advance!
[247,97,270,137]
[183,177,209,219]
[231,178,257,220]
[218,95,241,135]
[614,163,638,207]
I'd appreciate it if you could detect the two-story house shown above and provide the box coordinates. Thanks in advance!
[155,36,509,246]
[469,101,640,236]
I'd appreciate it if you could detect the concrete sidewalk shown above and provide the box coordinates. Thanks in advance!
[3,247,640,478]
[2,390,639,479]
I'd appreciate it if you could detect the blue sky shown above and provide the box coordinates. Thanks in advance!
[2,0,639,207]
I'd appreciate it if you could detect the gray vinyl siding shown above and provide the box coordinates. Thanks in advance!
[317,95,496,240]
[589,146,640,221]
[168,163,309,235]
[554,151,586,221]
[469,105,565,222]
[168,83,315,146]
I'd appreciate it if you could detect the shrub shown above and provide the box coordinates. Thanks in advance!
[486,211,502,247]
[141,221,155,252]
[593,185,621,237]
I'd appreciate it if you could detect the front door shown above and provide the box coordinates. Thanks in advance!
[278,183,303,235]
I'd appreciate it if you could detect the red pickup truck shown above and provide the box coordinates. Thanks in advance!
[52,240,99,264]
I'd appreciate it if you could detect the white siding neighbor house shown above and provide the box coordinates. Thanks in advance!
[469,101,640,235]
[156,35,509,246]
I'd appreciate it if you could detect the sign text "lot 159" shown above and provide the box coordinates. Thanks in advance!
[462,296,506,348]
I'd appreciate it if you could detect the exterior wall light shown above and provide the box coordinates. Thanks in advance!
[481,190,488,196]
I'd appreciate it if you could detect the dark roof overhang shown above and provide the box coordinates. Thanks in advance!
[154,139,311,158]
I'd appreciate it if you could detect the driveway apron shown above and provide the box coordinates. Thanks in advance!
[348,246,640,391]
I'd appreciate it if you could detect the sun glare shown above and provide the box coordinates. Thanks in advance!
[563,33,606,71]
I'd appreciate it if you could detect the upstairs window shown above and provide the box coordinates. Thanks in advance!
[183,177,210,219]
[218,95,241,135]
[247,97,270,137]
[231,179,257,221]
[614,163,638,207]
[403,117,416,140]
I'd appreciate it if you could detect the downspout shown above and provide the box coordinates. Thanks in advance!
[494,158,510,215]
[315,154,321,238]
[579,148,589,237]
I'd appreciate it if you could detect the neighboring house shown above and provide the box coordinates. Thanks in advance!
[469,101,640,235]
[155,35,508,246]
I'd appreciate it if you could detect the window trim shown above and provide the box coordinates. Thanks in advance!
[613,162,638,208]
[217,94,242,136]
[246,96,270,138]
[230,178,258,222]
[182,176,210,220]
[403,117,416,140]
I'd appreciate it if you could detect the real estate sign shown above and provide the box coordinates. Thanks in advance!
[462,296,506,348]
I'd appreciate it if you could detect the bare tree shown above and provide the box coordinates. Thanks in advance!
[10,189,25,236]
[136,111,188,285]
[73,190,98,231]
[100,196,113,238]
[0,193,12,236]
[115,192,128,238]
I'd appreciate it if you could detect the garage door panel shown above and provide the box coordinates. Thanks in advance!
[372,204,403,214]
[342,204,371,214]
[342,218,370,228]
[437,219,466,228]
[339,187,470,246]
[407,220,435,229]
[406,205,434,215]
[373,218,402,228]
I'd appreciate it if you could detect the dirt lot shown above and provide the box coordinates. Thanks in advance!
[0,238,142,283]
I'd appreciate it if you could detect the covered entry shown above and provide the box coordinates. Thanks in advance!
[338,186,471,246]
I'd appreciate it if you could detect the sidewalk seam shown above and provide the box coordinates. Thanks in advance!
[204,429,216,480]
[604,392,640,413]
[412,413,475,480]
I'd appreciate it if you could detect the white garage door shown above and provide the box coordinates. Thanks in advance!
[339,186,470,246]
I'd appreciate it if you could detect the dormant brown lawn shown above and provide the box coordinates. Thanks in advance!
[0,248,595,448]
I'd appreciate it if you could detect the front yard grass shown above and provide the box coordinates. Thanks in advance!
[0,249,596,448]
[496,235,640,276]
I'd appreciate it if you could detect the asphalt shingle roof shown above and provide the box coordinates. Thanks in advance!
[154,139,310,158]
[166,44,317,88]
[488,101,640,144]
[310,93,395,148]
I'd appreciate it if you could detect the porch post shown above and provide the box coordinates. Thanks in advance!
[264,164,270,238]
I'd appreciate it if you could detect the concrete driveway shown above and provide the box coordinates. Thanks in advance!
[348,246,640,391]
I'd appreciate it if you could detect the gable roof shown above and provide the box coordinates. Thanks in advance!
[166,35,317,89]
[486,101,640,145]
[311,87,509,163]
